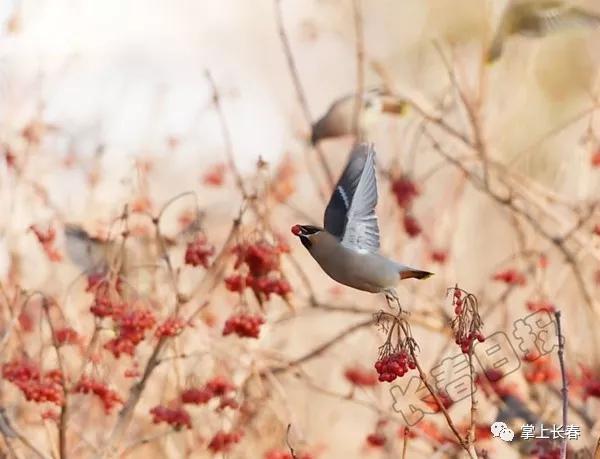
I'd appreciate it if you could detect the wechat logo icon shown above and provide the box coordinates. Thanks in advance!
[491,421,514,442]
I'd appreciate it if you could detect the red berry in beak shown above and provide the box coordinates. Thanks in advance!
[291,225,302,236]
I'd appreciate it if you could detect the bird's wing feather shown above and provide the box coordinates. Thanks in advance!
[323,145,365,238]
[532,3,600,34]
[324,143,380,253]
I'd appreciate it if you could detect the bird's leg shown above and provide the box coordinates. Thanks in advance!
[384,288,406,315]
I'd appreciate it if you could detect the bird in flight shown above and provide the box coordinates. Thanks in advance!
[291,143,432,306]
[310,89,406,145]
[487,0,600,62]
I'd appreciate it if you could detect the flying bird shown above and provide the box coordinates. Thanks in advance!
[487,0,600,62]
[310,89,406,145]
[64,224,112,274]
[291,143,432,304]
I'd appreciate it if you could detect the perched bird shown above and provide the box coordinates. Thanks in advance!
[487,0,600,62]
[291,143,432,303]
[310,89,406,145]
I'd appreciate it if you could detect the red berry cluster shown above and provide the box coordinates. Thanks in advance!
[149,405,191,430]
[403,214,422,238]
[592,150,600,168]
[523,355,558,383]
[18,311,34,332]
[181,375,235,405]
[430,249,448,264]
[233,241,280,275]
[343,366,378,387]
[155,316,187,338]
[30,224,62,262]
[526,299,555,313]
[391,176,419,209]
[374,350,416,382]
[408,420,454,445]
[41,409,59,422]
[578,365,600,399]
[104,308,156,358]
[2,359,64,406]
[180,386,212,404]
[223,313,265,339]
[224,274,291,299]
[90,292,125,318]
[54,327,80,346]
[455,331,485,353]
[208,430,243,453]
[492,269,526,286]
[225,241,291,300]
[202,162,226,186]
[184,234,215,268]
[451,289,485,353]
[73,375,123,413]
[530,440,561,459]
[366,432,386,447]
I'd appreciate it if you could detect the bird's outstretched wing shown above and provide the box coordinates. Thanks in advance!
[531,3,600,34]
[487,1,600,62]
[323,143,379,253]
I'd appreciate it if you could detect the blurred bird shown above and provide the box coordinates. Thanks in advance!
[64,224,112,274]
[487,0,600,62]
[310,89,407,145]
[64,214,203,277]
[291,143,432,303]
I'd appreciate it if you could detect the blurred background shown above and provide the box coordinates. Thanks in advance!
[1,0,600,458]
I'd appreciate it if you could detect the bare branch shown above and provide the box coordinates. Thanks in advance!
[554,311,568,459]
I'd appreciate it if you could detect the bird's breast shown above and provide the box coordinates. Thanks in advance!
[309,244,398,293]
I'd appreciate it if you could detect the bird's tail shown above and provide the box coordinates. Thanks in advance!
[399,269,434,280]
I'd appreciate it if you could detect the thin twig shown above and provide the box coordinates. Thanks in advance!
[0,407,48,459]
[41,298,68,459]
[285,424,298,459]
[205,70,248,198]
[271,318,373,374]
[273,0,334,188]
[424,128,598,317]
[401,428,409,459]
[432,42,489,186]
[467,353,477,451]
[396,318,476,459]
[351,0,365,140]
[554,311,568,459]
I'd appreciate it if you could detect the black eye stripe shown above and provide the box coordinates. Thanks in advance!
[300,235,312,249]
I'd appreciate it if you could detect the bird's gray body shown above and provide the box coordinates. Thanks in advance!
[307,231,405,293]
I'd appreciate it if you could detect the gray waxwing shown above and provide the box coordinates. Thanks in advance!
[64,224,112,274]
[310,89,407,145]
[64,211,203,276]
[487,0,600,62]
[291,143,432,301]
